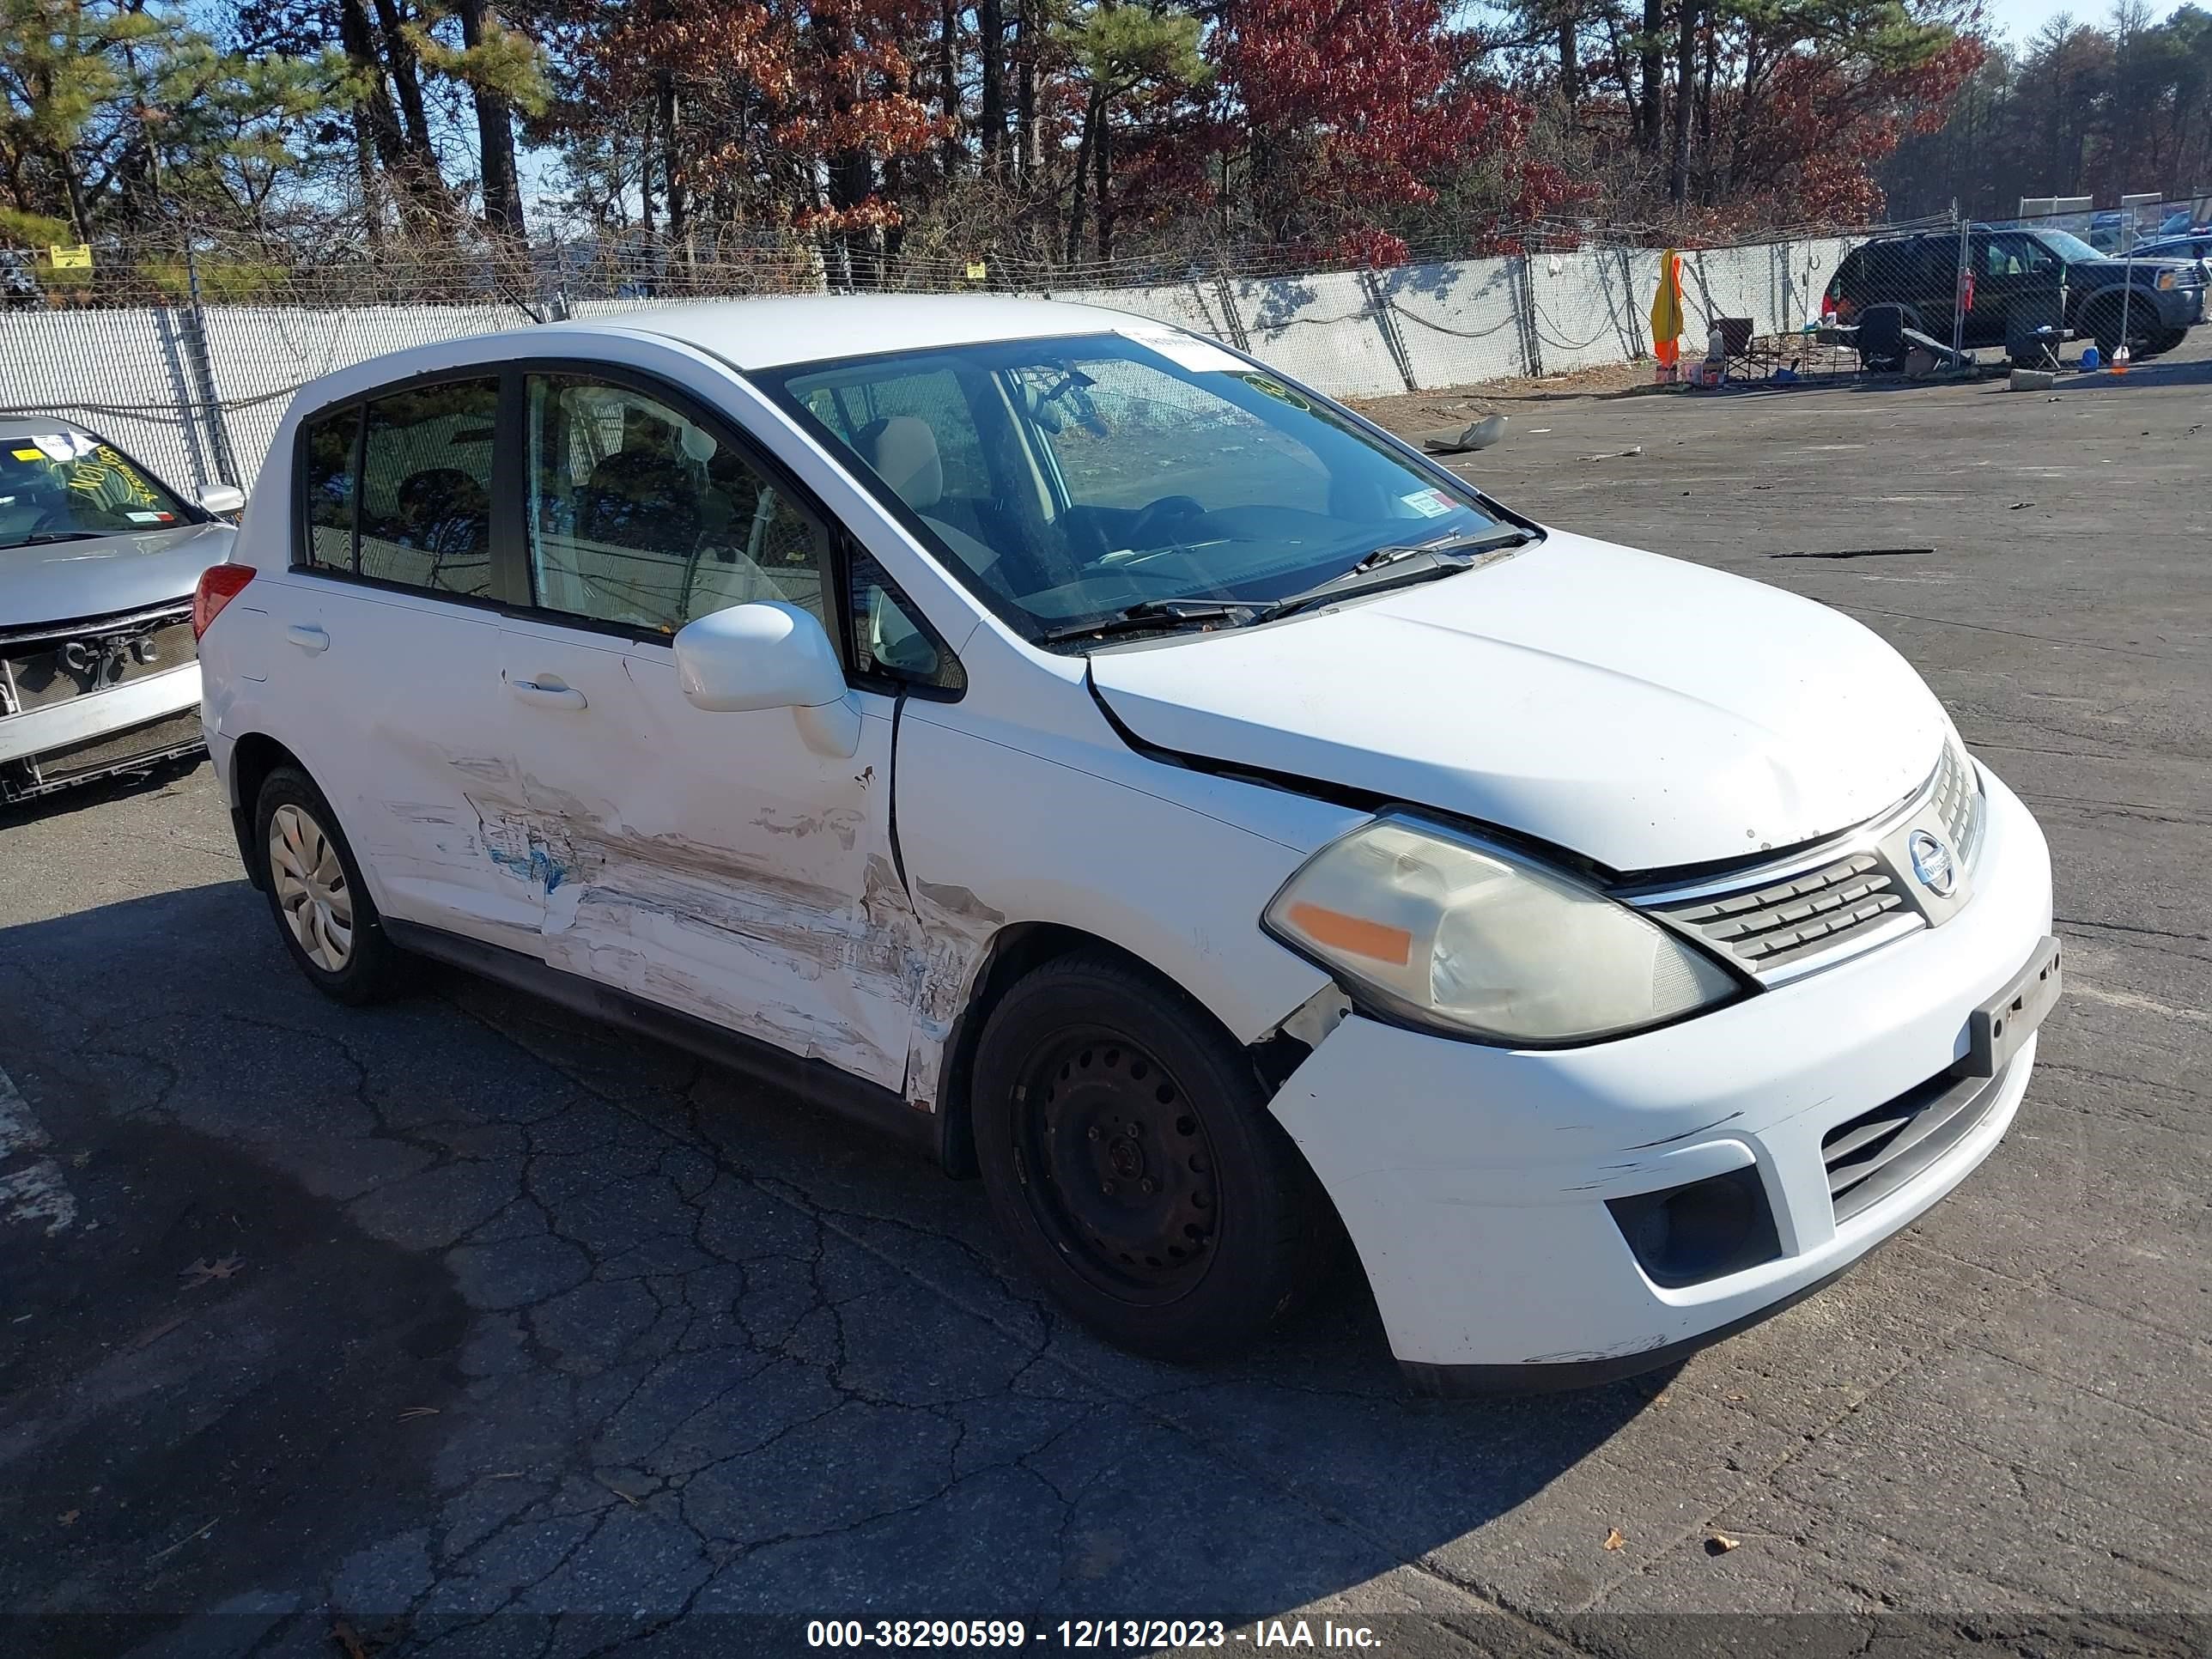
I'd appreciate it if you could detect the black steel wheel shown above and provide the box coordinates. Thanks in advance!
[971,950,1335,1360]
[1009,1027,1222,1304]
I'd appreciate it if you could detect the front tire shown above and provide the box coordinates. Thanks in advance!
[2085,298,2153,359]
[254,766,403,1004]
[971,951,1334,1360]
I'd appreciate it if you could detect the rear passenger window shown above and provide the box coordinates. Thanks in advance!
[301,408,358,572]
[356,380,499,597]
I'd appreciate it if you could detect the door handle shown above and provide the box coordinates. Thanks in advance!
[507,675,588,711]
[284,623,328,653]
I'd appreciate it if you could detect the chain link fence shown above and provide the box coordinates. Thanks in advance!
[4,201,2205,495]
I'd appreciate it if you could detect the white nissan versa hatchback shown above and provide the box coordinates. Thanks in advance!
[193,298,2059,1390]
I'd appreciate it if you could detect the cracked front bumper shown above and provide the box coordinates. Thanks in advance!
[1268,765,2054,1388]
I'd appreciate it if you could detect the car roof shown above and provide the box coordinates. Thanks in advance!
[534,295,1152,371]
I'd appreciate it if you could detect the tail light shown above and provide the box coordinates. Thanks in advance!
[192,563,256,641]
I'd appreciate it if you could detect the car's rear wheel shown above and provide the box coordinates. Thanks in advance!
[971,951,1334,1360]
[255,766,403,1004]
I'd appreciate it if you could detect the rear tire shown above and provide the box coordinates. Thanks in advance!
[971,951,1334,1361]
[253,766,404,1005]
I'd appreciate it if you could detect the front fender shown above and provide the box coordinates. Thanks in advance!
[891,702,1358,1091]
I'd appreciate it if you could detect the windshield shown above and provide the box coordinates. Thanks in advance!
[0,430,195,550]
[757,331,1516,641]
[2034,230,2106,263]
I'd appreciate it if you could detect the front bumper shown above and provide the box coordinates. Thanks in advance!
[0,663,204,798]
[1268,764,2053,1387]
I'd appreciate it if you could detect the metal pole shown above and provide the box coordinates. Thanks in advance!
[2118,214,2134,365]
[181,244,240,488]
[1952,204,1967,364]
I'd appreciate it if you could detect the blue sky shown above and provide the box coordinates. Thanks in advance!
[1982,0,2111,46]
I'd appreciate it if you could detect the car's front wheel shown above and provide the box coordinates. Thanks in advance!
[971,951,1335,1360]
[254,766,403,1004]
[2085,298,2156,358]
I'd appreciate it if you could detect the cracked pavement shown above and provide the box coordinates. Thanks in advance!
[3,349,2209,1657]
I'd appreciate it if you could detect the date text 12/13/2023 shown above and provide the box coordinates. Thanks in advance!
[805,1619,1386,1649]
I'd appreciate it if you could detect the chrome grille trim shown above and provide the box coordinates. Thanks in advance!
[1623,736,1984,985]
[1647,850,1911,971]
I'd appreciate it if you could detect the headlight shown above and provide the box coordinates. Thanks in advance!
[1262,816,1741,1044]
[2157,270,2177,290]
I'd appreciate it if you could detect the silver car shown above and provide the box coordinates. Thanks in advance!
[1,422,240,803]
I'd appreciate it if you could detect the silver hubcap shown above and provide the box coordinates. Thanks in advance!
[269,803,354,972]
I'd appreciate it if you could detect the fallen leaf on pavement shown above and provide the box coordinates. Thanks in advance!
[1603,1528,1626,1551]
[179,1256,243,1289]
[58,1510,78,1528]
[332,1620,371,1659]
[1708,1532,1741,1554]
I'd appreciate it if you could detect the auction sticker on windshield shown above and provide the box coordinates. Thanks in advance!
[1119,325,1245,374]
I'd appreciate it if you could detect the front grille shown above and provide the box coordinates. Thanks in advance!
[1644,850,1910,971]
[0,605,196,714]
[1931,737,1979,857]
[1631,738,1984,981]
[1822,1061,2011,1225]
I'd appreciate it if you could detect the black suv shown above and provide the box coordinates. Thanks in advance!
[1827,225,2207,361]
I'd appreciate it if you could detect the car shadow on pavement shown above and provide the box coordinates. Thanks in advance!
[0,878,1656,1646]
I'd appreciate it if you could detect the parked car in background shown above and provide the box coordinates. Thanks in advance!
[196,300,2062,1390]
[2132,233,2212,287]
[2,423,241,803]
[1827,225,2207,360]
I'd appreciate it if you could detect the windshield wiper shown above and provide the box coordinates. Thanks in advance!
[1033,599,1256,646]
[7,530,106,547]
[1257,527,1536,621]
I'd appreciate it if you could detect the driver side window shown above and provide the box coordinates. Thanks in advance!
[523,374,829,635]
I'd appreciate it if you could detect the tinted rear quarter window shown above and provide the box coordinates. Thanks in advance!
[357,380,499,597]
[301,408,358,572]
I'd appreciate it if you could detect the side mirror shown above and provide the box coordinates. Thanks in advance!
[197,483,246,516]
[673,600,860,758]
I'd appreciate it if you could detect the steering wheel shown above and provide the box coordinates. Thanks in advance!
[1128,495,1206,549]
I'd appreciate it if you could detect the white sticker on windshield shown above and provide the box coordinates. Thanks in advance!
[125,510,171,523]
[1401,489,1455,518]
[32,434,76,462]
[1121,327,1245,374]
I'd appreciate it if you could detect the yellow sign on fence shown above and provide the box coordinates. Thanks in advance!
[964,260,988,282]
[47,243,93,270]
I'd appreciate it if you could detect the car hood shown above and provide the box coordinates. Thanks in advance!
[0,521,233,629]
[1088,530,1950,874]
[2083,255,2200,279]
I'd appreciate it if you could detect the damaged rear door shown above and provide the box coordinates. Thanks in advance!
[490,367,924,1093]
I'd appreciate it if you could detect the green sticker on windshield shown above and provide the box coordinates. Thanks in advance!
[1240,374,1310,410]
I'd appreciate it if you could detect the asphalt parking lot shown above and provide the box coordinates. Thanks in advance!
[3,343,2208,1658]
